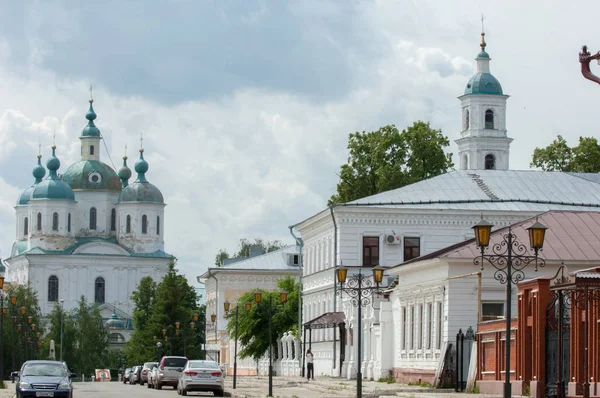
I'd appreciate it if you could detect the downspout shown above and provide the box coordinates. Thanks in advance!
[288,226,304,342]
[207,269,219,362]
[289,226,304,376]
[329,206,338,370]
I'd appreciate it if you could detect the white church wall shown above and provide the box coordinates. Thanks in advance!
[73,191,119,237]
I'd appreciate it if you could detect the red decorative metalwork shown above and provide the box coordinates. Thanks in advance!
[579,45,600,85]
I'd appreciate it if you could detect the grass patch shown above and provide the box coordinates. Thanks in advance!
[407,380,433,388]
[377,374,396,384]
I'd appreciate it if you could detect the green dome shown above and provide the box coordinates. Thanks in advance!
[81,100,101,137]
[105,312,125,329]
[18,155,46,205]
[62,160,121,191]
[31,147,75,201]
[119,182,164,203]
[464,72,503,95]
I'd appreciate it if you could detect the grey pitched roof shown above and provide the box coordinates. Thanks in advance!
[199,245,300,278]
[343,170,600,211]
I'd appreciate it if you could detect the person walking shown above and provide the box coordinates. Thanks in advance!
[306,349,314,380]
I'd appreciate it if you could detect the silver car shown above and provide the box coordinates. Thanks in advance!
[154,356,187,390]
[177,360,224,397]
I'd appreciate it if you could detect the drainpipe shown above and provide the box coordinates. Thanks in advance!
[329,206,338,370]
[207,270,219,362]
[288,226,304,342]
[289,226,304,376]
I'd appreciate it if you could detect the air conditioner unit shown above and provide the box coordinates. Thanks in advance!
[287,253,302,266]
[385,235,401,245]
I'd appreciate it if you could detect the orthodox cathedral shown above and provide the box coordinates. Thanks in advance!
[5,95,171,343]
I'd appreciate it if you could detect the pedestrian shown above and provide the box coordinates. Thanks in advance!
[306,349,314,380]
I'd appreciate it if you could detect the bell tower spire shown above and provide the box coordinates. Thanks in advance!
[80,86,102,162]
[455,24,513,171]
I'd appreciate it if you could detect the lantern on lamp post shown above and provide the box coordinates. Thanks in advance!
[472,217,547,398]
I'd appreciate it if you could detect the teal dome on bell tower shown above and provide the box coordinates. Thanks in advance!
[464,31,503,95]
[81,98,101,137]
[119,149,164,203]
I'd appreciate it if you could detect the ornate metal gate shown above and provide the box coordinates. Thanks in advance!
[545,291,570,398]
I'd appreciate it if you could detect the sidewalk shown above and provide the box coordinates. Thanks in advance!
[225,376,512,398]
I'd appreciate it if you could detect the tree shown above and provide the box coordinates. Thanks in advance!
[214,238,285,266]
[329,122,453,205]
[530,135,600,172]
[72,296,108,378]
[225,276,299,360]
[125,259,204,365]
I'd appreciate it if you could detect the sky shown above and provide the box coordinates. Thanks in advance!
[1,0,599,290]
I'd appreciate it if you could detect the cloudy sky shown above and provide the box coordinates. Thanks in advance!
[0,0,599,288]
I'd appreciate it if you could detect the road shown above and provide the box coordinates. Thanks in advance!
[72,382,222,397]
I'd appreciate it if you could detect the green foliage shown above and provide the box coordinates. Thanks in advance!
[471,384,480,394]
[2,283,44,378]
[408,380,433,388]
[377,374,396,384]
[71,296,108,377]
[531,135,600,172]
[125,259,204,365]
[215,238,286,266]
[226,276,299,360]
[329,122,453,205]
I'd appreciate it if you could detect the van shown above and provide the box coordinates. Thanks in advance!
[154,356,188,389]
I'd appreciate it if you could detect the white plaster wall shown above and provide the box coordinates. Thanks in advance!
[73,191,119,237]
[117,202,165,253]
[27,199,77,251]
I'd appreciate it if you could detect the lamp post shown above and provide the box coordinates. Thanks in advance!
[10,294,16,373]
[472,217,547,398]
[154,337,162,362]
[0,272,5,381]
[210,313,218,363]
[59,299,64,362]
[253,290,288,398]
[175,320,196,357]
[224,300,246,389]
[336,266,385,398]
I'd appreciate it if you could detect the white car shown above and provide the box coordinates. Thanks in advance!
[177,360,224,397]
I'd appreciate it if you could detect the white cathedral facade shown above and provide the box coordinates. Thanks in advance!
[295,32,600,381]
[5,96,170,343]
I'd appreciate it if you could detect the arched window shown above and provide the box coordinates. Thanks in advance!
[68,213,71,233]
[90,145,95,155]
[126,215,131,234]
[95,277,105,303]
[110,209,116,231]
[52,212,59,231]
[485,154,496,170]
[48,276,59,302]
[24,217,28,236]
[464,109,470,130]
[90,207,97,230]
[142,215,148,234]
[485,109,494,129]
[156,216,160,235]
[37,212,42,231]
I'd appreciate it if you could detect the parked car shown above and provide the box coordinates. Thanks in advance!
[148,364,158,389]
[139,362,158,386]
[154,356,188,390]
[130,365,142,384]
[15,360,77,398]
[122,367,132,384]
[177,359,224,397]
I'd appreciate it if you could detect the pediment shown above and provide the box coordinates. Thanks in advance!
[73,242,130,256]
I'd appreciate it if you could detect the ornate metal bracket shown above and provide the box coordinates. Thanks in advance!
[579,45,600,85]
[336,273,384,308]
[473,231,545,285]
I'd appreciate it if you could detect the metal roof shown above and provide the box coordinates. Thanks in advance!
[198,245,300,278]
[345,170,600,211]
[304,312,345,329]
[395,211,600,267]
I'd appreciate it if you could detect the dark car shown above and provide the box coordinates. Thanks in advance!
[15,360,76,398]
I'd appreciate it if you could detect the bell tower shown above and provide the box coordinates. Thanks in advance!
[455,26,513,171]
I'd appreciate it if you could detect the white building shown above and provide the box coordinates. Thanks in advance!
[293,33,600,380]
[4,95,171,342]
[199,245,301,374]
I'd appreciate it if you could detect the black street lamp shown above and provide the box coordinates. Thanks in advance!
[10,294,16,375]
[0,273,5,381]
[224,300,249,389]
[154,336,163,363]
[336,266,385,398]
[472,217,547,398]
[175,319,196,357]
[254,290,287,398]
